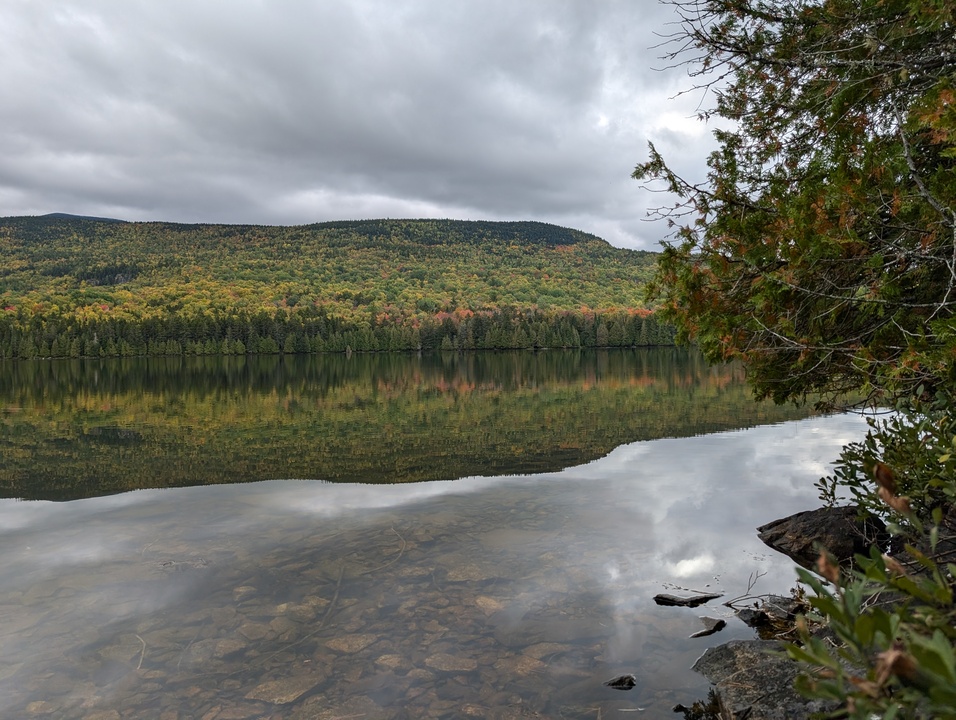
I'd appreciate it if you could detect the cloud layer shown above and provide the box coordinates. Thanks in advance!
[0,1,716,248]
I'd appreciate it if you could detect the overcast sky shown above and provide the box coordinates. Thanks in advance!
[0,1,715,249]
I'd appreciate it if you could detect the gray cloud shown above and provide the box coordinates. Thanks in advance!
[0,0,715,248]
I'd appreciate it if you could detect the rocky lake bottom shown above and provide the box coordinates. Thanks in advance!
[0,413,870,719]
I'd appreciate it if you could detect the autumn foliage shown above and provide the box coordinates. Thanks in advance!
[635,0,956,408]
[0,217,670,357]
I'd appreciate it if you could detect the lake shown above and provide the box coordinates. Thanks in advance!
[0,350,869,719]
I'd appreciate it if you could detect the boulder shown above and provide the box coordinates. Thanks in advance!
[757,506,888,571]
[692,640,835,719]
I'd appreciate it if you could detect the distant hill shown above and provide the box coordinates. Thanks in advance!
[40,212,126,223]
[0,216,672,358]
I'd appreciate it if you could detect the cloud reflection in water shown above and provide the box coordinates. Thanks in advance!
[0,412,870,718]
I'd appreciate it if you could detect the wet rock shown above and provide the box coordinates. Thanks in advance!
[424,652,478,672]
[693,639,835,719]
[325,633,378,654]
[757,506,888,571]
[289,695,384,720]
[285,602,320,623]
[25,701,58,715]
[460,704,489,716]
[445,563,497,582]
[244,674,325,704]
[237,622,271,641]
[213,639,247,659]
[82,712,122,720]
[269,616,297,636]
[232,586,257,602]
[492,654,546,676]
[653,592,723,608]
[689,617,727,638]
[211,705,264,720]
[524,642,572,659]
[92,659,133,687]
[210,606,238,626]
[604,673,637,690]
[179,639,220,666]
[474,595,505,615]
[406,667,435,681]
[420,619,447,633]
[374,653,408,671]
[735,607,771,628]
[731,594,812,644]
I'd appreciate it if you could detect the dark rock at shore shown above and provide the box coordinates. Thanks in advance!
[679,507,883,717]
[652,592,723,607]
[689,617,726,638]
[735,606,770,628]
[757,505,889,571]
[692,640,836,719]
[735,594,808,637]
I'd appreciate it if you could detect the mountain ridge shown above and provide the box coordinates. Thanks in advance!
[0,215,669,358]
[16,215,613,247]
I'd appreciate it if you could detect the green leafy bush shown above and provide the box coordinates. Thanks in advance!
[793,392,956,718]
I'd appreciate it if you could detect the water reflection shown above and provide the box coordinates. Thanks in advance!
[0,350,815,501]
[0,413,869,719]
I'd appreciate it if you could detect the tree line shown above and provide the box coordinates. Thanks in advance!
[0,306,674,360]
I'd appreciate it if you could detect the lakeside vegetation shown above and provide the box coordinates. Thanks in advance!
[639,0,956,716]
[0,216,672,359]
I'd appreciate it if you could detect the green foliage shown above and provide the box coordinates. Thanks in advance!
[637,1,956,715]
[816,394,956,523]
[636,0,956,408]
[0,216,666,356]
[788,391,956,717]
[788,547,956,718]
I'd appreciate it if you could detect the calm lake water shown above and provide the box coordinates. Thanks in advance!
[0,350,869,719]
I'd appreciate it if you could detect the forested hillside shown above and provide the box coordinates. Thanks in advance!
[0,216,670,358]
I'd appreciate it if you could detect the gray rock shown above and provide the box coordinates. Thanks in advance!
[693,640,835,719]
[653,592,723,608]
[757,506,888,571]
[689,617,726,638]
[735,595,807,632]
[424,652,478,672]
[245,674,325,704]
[604,673,637,690]
[735,607,770,628]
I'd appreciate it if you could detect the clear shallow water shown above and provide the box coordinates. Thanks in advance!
[0,412,869,719]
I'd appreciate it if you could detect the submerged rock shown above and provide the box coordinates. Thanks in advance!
[757,506,888,571]
[325,633,378,654]
[424,652,479,672]
[244,674,325,704]
[603,673,637,690]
